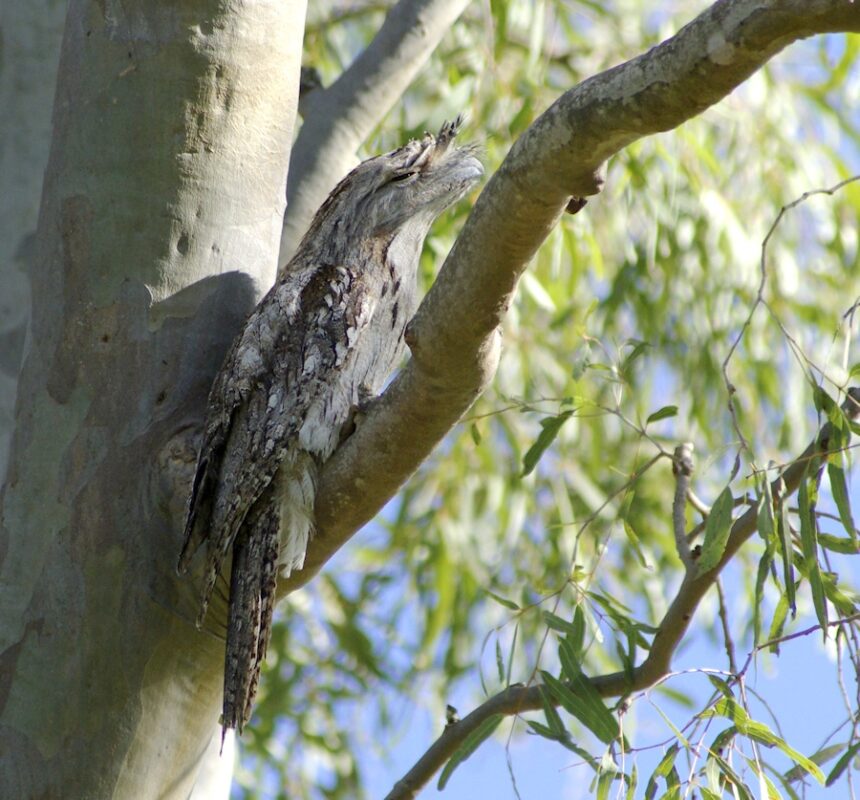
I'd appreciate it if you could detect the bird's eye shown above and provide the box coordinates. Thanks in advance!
[391,171,417,183]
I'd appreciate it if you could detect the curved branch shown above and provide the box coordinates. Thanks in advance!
[279,0,471,262]
[384,387,860,800]
[284,0,860,593]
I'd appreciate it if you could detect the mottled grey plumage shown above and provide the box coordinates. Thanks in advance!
[178,119,482,735]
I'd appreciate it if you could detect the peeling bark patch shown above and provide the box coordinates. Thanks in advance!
[707,32,735,65]
[48,195,95,403]
[60,195,93,279]
[0,618,45,719]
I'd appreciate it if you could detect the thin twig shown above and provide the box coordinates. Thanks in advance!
[673,443,695,566]
[686,488,711,517]
[736,612,860,677]
[715,578,738,675]
[720,174,860,471]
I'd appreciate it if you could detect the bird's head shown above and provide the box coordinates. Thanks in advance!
[354,117,483,234]
[298,118,483,260]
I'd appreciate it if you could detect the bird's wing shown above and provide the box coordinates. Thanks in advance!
[177,275,299,575]
[178,262,377,617]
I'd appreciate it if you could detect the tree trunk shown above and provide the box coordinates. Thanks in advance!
[0,1,306,797]
[0,0,66,483]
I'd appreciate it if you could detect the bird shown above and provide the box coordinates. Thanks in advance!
[177,118,483,736]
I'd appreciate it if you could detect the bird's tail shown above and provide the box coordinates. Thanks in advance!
[220,489,280,740]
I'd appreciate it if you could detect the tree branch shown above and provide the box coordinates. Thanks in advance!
[285,0,860,593]
[278,0,471,263]
[384,386,860,800]
[672,443,695,566]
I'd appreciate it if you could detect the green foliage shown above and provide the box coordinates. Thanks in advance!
[697,487,735,576]
[520,409,575,476]
[237,2,860,798]
[437,714,504,789]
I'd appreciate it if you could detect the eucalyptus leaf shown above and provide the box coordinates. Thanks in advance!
[828,460,857,541]
[646,405,678,424]
[437,715,504,790]
[826,741,860,786]
[521,410,575,477]
[798,474,828,632]
[540,669,621,745]
[697,487,735,575]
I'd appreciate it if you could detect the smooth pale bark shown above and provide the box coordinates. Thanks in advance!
[0,1,66,483]
[0,1,305,798]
